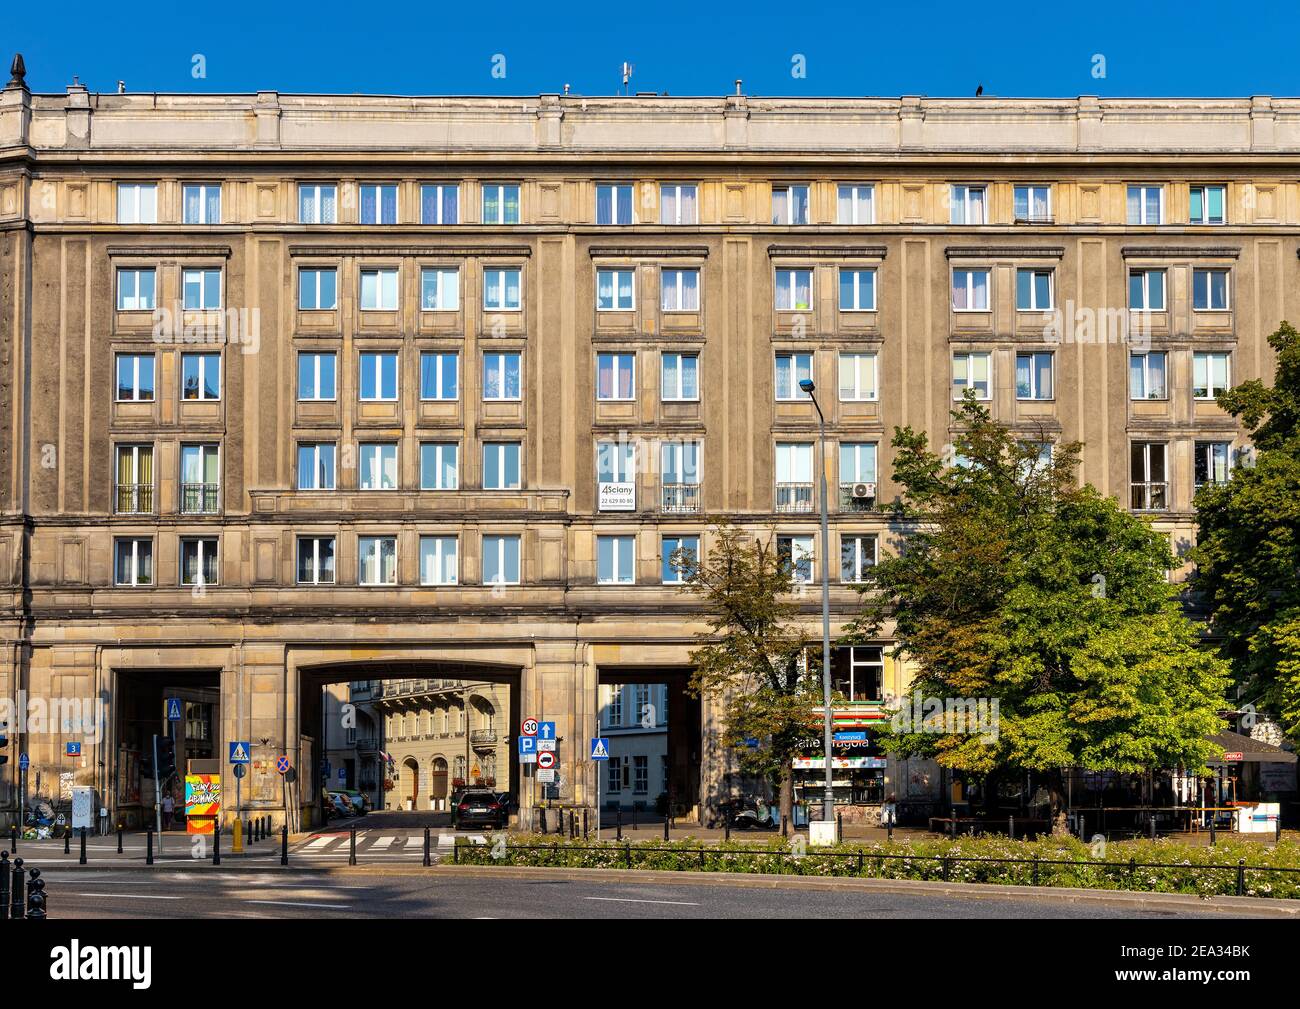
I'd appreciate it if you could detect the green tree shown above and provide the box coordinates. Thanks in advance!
[1194,320,1300,740]
[678,524,822,826]
[851,398,1230,827]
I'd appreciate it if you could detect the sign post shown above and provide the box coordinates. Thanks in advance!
[590,738,609,841]
[229,741,251,828]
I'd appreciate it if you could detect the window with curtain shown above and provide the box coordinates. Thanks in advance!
[298,184,337,224]
[661,352,699,401]
[115,444,154,513]
[358,443,399,490]
[420,184,460,224]
[774,269,813,311]
[419,535,458,585]
[358,536,398,585]
[182,184,222,224]
[180,537,219,586]
[661,269,699,311]
[421,268,460,311]
[596,270,635,310]
[1015,352,1054,400]
[419,442,459,490]
[482,184,520,224]
[774,352,813,399]
[483,353,522,400]
[837,184,874,224]
[359,184,399,224]
[596,353,636,400]
[596,184,634,224]
[660,184,698,224]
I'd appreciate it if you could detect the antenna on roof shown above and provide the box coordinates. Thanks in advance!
[117,80,125,94]
[620,62,634,96]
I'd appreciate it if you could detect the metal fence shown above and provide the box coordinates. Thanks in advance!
[0,851,47,919]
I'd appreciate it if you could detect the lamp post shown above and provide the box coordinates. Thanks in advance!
[799,378,835,825]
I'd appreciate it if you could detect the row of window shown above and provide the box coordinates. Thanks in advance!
[112,181,1232,228]
[114,263,1236,316]
[110,531,881,588]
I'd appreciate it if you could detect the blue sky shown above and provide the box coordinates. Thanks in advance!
[4,0,1299,98]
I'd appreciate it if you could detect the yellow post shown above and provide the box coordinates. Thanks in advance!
[232,816,244,853]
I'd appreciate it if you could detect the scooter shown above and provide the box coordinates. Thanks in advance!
[729,800,775,830]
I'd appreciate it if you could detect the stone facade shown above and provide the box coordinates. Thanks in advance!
[1,64,1295,830]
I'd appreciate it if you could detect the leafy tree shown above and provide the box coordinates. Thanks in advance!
[1194,320,1300,739]
[678,523,822,826]
[851,397,1230,827]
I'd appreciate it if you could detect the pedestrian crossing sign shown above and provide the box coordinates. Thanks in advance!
[228,741,251,764]
[590,738,610,760]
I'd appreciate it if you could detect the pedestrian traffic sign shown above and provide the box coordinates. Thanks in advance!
[166,697,183,721]
[521,718,539,736]
[337,768,346,782]
[537,721,556,742]
[66,741,82,757]
[537,750,556,770]
[590,738,610,760]
[276,755,292,775]
[228,741,251,764]
[18,752,28,770]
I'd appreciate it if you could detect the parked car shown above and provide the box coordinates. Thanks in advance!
[335,789,369,815]
[326,791,357,818]
[455,789,511,829]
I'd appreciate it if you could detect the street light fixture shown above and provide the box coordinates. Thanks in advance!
[798,377,835,826]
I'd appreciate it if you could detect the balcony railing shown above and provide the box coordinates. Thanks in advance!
[380,678,464,698]
[1130,482,1168,511]
[838,482,876,512]
[660,483,700,513]
[470,728,497,746]
[116,484,154,514]
[775,482,814,513]
[181,483,221,514]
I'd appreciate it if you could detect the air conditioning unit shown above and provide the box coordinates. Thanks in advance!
[851,482,876,499]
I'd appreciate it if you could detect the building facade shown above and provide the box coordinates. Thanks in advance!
[1,60,1296,829]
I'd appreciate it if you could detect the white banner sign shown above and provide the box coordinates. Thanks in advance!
[597,482,636,511]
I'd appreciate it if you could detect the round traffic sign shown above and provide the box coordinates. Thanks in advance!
[521,718,539,737]
[537,751,556,770]
[276,755,292,775]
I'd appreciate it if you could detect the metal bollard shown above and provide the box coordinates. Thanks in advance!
[0,850,10,921]
[887,821,894,842]
[632,804,638,831]
[616,806,623,841]
[1210,817,1217,846]
[423,826,431,867]
[1009,815,1015,840]
[64,830,70,855]
[117,826,124,854]
[10,858,25,920]
[1149,816,1156,840]
[79,827,87,865]
[26,868,46,920]
[663,811,670,841]
[281,824,288,866]
[146,827,154,865]
[9,825,15,854]
[569,811,575,839]
[724,810,730,843]
[1276,817,1282,844]
[212,825,221,865]
[1236,858,1246,897]
[539,807,547,834]
[349,827,357,866]
[837,812,843,842]
[582,808,588,840]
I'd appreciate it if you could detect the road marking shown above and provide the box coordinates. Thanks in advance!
[74,893,184,900]
[305,837,334,849]
[371,836,394,850]
[405,836,424,849]
[245,899,351,909]
[582,896,700,906]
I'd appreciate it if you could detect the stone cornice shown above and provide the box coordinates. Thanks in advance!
[106,244,231,257]
[1121,245,1241,258]
[946,245,1064,259]
[287,244,532,257]
[768,244,887,259]
[588,245,709,258]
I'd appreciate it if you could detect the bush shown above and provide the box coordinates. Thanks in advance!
[451,833,1300,899]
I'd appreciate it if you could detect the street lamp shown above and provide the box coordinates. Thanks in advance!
[798,377,835,826]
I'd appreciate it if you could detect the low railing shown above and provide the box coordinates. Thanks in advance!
[660,483,700,513]
[115,484,154,514]
[1130,482,1169,511]
[470,728,497,745]
[180,482,221,514]
[775,483,814,513]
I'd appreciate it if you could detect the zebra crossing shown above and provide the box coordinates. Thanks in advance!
[294,829,490,860]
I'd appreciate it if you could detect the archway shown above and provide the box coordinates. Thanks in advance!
[430,757,449,811]
[402,757,420,811]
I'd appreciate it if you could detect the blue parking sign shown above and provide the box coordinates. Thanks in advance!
[518,736,537,755]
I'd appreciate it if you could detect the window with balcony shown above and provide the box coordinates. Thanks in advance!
[596,184,634,225]
[1193,269,1230,311]
[661,535,700,584]
[597,270,635,311]
[298,352,337,401]
[182,269,222,310]
[482,534,521,585]
[661,269,699,312]
[483,442,522,490]
[838,352,878,402]
[298,184,337,224]
[775,442,814,513]
[183,184,221,224]
[117,183,158,224]
[772,184,810,225]
[1129,351,1168,400]
[952,269,990,311]
[298,268,337,310]
[1015,352,1054,400]
[419,535,458,585]
[1130,442,1168,511]
[180,443,220,513]
[115,444,154,514]
[1194,441,1232,490]
[774,269,813,311]
[421,183,459,224]
[360,352,398,401]
[182,352,221,401]
[777,534,814,583]
[1013,185,1052,223]
[660,184,697,225]
[114,538,154,586]
[597,440,636,510]
[1193,352,1231,400]
[775,352,813,400]
[1189,184,1226,225]
[297,536,336,585]
[841,534,878,583]
[1016,268,1054,310]
[839,442,877,511]
[597,353,635,400]
[359,184,399,225]
[420,351,458,400]
[358,443,399,491]
[359,536,398,586]
[597,535,635,585]
[660,439,701,513]
[952,352,992,400]
[117,268,156,311]
[115,354,155,402]
[297,442,336,490]
[483,352,522,400]
[419,442,458,490]
[950,184,986,225]
[481,184,520,225]
[837,184,874,224]
[483,268,522,311]
[420,268,460,310]
[360,268,398,310]
[1127,185,1165,225]
[180,537,219,587]
[838,269,876,311]
[661,352,699,401]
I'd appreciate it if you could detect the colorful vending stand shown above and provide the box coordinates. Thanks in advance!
[184,773,222,835]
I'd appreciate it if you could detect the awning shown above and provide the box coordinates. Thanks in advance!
[1207,730,1297,764]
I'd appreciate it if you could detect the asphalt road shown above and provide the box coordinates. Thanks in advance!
[32,869,1268,919]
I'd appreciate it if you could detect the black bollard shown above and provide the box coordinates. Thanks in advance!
[539,807,547,834]
[582,808,588,840]
[837,812,843,842]
[1210,816,1217,846]
[724,806,730,843]
[245,819,252,847]
[213,824,221,865]
[146,826,154,865]
[0,850,9,921]
[349,827,357,866]
[9,825,15,854]
[663,810,670,841]
[10,857,25,920]
[423,826,431,867]
[79,827,87,865]
[616,806,622,841]
[569,811,575,839]
[26,868,46,920]
[887,821,894,842]
[1276,816,1282,844]
[1009,815,1015,840]
[64,830,70,855]
[281,824,289,866]
[950,817,957,840]
[632,804,638,832]
[1149,816,1157,840]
